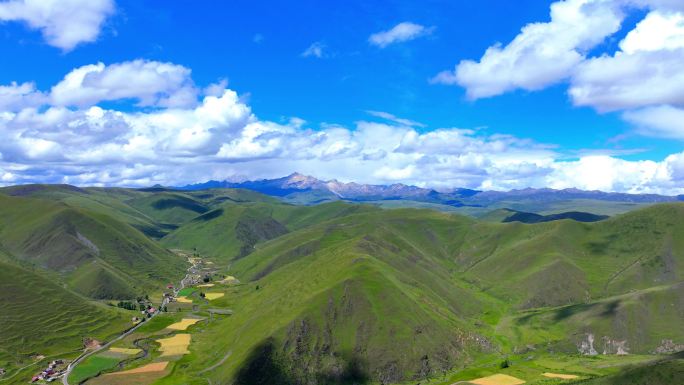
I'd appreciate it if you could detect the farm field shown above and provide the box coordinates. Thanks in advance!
[109,361,168,375]
[177,288,196,297]
[468,374,526,385]
[166,318,203,331]
[87,362,170,385]
[108,347,141,355]
[543,372,579,379]
[68,355,121,384]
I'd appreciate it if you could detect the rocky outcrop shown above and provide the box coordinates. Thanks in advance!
[654,339,684,354]
[578,333,598,355]
[601,337,629,355]
[578,333,631,355]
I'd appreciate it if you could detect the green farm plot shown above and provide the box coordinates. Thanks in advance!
[130,314,182,336]
[68,354,121,384]
[177,287,196,297]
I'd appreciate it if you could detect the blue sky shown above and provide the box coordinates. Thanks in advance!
[0,0,683,192]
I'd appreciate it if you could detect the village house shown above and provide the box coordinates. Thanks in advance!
[31,360,66,383]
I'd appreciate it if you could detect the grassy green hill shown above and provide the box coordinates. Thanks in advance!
[153,202,684,384]
[158,211,497,384]
[0,257,130,382]
[161,200,377,261]
[125,192,211,227]
[161,202,290,260]
[572,352,684,385]
[0,193,185,299]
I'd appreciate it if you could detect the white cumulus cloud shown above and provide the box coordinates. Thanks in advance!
[0,59,683,194]
[619,10,684,53]
[0,82,46,112]
[50,60,199,108]
[434,0,684,142]
[622,105,684,139]
[569,9,684,111]
[433,0,623,99]
[0,0,115,51]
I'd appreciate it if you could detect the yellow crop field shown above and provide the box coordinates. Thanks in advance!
[109,347,141,355]
[176,296,193,303]
[108,361,169,375]
[167,318,202,331]
[542,373,579,380]
[219,276,238,284]
[157,334,191,356]
[204,293,224,300]
[468,374,526,385]
[197,283,214,287]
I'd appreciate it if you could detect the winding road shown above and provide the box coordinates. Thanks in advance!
[61,262,194,385]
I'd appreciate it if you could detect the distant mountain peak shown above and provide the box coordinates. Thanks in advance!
[286,171,307,178]
[178,173,463,201]
[177,174,682,206]
[281,172,326,189]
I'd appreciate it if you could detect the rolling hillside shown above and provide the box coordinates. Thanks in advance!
[0,184,682,384]
[156,202,684,384]
[0,193,185,299]
[161,200,377,261]
[0,257,130,380]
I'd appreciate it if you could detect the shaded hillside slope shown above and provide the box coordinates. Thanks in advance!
[500,209,609,223]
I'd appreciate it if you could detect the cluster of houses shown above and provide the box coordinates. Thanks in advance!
[184,273,203,287]
[164,291,175,302]
[31,360,64,383]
